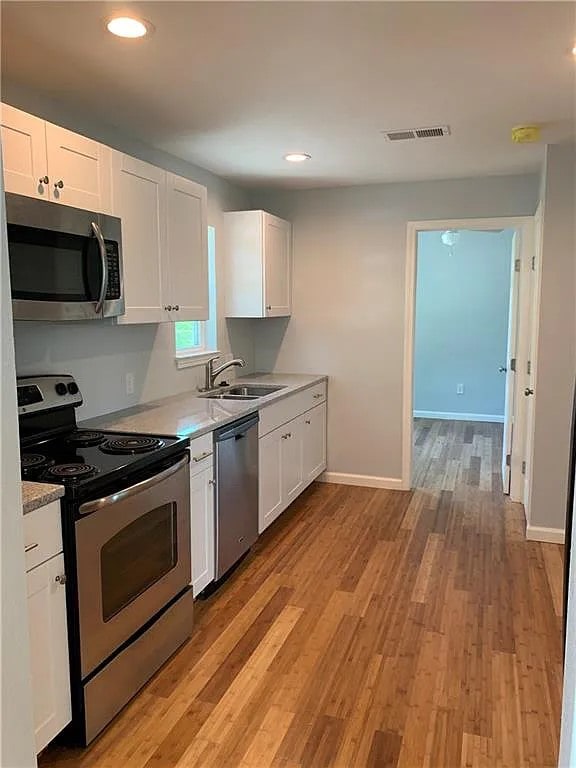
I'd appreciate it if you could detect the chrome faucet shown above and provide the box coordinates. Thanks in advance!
[202,356,246,391]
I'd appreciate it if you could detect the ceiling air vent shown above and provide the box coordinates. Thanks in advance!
[382,125,451,142]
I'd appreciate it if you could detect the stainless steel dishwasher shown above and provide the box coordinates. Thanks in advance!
[214,412,259,579]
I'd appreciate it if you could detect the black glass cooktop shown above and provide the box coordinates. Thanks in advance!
[21,429,189,499]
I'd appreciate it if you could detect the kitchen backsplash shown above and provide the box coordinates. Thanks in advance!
[13,319,256,421]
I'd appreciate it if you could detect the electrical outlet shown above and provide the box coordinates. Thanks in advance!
[125,372,135,395]
[456,383,464,395]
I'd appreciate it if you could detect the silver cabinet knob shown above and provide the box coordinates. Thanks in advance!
[54,180,64,189]
[164,305,173,311]
[266,305,272,311]
[173,304,180,311]
[305,419,311,425]
[55,573,67,585]
[499,367,507,373]
[208,479,216,486]
[39,175,49,185]
[524,388,535,396]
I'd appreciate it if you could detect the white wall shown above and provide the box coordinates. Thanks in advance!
[250,174,539,482]
[529,143,576,534]
[0,151,37,767]
[3,86,256,420]
[414,229,514,420]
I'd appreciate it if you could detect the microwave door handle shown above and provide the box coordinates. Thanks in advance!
[78,454,190,516]
[91,221,108,314]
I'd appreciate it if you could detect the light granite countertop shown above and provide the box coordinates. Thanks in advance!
[22,481,65,515]
[83,373,327,439]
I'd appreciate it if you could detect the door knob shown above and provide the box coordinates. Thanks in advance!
[499,367,507,373]
[54,180,64,189]
[524,388,534,396]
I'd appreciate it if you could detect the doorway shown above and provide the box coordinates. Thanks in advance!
[402,217,536,504]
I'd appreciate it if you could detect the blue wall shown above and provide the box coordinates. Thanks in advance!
[414,229,514,419]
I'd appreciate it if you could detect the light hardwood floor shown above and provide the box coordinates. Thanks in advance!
[41,419,564,768]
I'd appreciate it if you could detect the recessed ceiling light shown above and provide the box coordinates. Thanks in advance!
[106,16,152,39]
[284,153,311,163]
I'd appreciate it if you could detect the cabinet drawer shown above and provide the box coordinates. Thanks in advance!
[24,501,63,572]
[259,382,327,437]
[189,432,214,475]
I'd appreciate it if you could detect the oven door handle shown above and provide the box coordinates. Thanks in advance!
[91,221,108,315]
[78,454,189,516]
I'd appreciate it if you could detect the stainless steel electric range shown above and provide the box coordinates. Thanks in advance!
[18,374,193,746]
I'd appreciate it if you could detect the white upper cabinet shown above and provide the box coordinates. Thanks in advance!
[112,153,167,324]
[112,153,209,324]
[1,104,49,198]
[166,173,208,322]
[44,122,112,213]
[225,210,292,318]
[1,103,111,212]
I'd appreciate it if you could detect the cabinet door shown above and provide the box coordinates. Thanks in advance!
[259,427,284,533]
[45,122,111,212]
[166,174,209,322]
[281,417,305,505]
[1,103,49,198]
[191,465,215,595]
[303,403,327,485]
[112,152,167,323]
[263,214,292,317]
[27,554,71,754]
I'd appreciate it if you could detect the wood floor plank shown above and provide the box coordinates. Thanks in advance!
[40,419,564,768]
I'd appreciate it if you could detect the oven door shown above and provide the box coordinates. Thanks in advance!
[75,455,191,679]
[6,192,124,321]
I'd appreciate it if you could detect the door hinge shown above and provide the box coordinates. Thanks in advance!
[527,360,531,375]
[514,258,521,272]
[506,453,511,467]
[510,358,516,372]
[522,460,526,475]
[531,256,536,270]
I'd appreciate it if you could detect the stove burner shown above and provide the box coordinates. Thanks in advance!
[66,430,104,447]
[100,436,165,455]
[21,453,48,470]
[46,463,98,482]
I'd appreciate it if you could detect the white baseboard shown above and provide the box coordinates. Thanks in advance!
[319,472,405,490]
[526,525,565,544]
[413,410,505,424]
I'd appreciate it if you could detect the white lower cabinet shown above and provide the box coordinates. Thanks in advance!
[189,436,215,596]
[303,402,327,484]
[25,500,72,755]
[259,393,327,534]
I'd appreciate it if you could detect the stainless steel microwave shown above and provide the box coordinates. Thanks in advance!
[6,192,125,321]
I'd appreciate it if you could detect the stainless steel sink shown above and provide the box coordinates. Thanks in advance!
[201,393,259,401]
[225,385,285,397]
[199,384,286,401]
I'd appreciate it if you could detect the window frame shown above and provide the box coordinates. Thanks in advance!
[174,225,219,369]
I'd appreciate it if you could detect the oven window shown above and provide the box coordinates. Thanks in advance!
[100,503,178,622]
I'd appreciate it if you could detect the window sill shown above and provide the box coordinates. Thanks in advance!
[175,350,220,370]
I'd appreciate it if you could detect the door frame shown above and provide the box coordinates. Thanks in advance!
[402,216,536,501]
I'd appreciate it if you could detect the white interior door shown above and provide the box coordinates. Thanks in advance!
[502,232,521,493]
[523,205,543,517]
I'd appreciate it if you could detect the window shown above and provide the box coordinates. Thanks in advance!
[175,226,217,365]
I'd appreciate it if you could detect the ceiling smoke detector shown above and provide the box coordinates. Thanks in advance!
[382,125,451,142]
